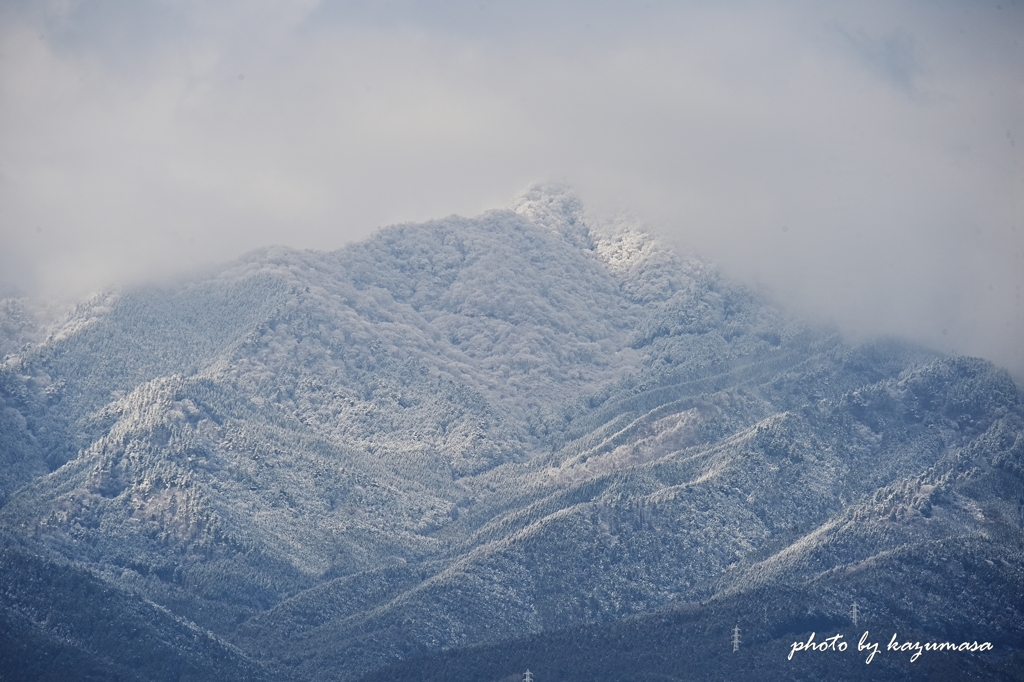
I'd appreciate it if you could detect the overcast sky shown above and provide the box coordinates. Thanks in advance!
[1,0,1022,376]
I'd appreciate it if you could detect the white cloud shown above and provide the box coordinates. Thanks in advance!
[0,0,1022,375]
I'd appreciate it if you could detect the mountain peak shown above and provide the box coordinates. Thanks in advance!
[511,182,594,250]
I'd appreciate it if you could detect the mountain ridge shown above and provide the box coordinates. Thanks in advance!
[1,184,1021,681]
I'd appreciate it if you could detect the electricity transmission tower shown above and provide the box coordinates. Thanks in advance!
[851,602,859,627]
[732,623,741,653]
[523,670,534,682]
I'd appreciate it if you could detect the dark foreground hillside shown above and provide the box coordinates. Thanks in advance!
[1,186,1022,681]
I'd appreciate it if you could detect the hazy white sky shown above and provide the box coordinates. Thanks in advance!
[1,0,1022,375]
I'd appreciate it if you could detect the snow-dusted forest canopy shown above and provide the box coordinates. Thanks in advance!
[1,186,1022,681]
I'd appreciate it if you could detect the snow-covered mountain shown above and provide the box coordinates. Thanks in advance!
[1,185,1022,681]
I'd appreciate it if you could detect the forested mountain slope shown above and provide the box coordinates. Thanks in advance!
[1,185,1021,681]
